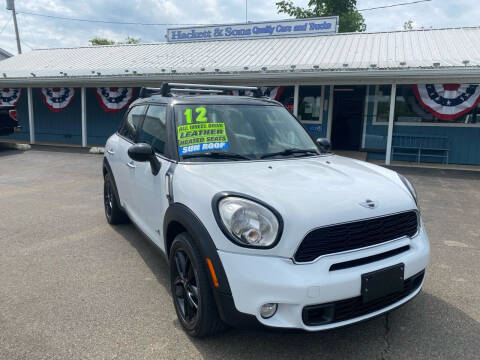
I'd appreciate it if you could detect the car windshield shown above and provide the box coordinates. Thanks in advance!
[174,104,319,161]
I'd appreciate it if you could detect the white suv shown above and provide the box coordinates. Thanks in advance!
[103,83,430,337]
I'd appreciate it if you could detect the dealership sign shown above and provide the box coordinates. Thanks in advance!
[167,17,338,42]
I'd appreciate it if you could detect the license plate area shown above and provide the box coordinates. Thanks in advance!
[361,263,404,303]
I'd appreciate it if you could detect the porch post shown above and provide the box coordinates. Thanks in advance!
[293,84,299,117]
[81,87,87,147]
[319,85,325,122]
[326,85,334,140]
[27,87,35,144]
[361,85,370,149]
[385,83,397,165]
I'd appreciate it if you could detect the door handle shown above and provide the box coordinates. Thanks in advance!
[126,161,136,169]
[106,148,115,155]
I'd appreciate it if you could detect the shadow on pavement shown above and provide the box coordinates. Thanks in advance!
[111,223,170,290]
[112,222,480,360]
[0,147,22,157]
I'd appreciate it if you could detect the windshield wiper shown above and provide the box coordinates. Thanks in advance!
[182,152,252,161]
[260,148,319,159]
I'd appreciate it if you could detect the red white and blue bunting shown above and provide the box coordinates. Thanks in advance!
[0,88,22,105]
[96,87,134,113]
[40,88,76,112]
[412,84,480,121]
[262,86,284,100]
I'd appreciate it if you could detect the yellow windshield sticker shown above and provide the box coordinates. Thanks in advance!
[177,122,229,155]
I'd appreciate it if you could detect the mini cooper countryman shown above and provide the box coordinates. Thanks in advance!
[103,83,429,337]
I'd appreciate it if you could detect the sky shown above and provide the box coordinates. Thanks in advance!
[0,0,478,55]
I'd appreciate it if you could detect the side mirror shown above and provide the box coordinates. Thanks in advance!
[316,138,331,153]
[128,143,161,176]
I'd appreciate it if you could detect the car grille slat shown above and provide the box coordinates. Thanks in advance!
[294,211,419,263]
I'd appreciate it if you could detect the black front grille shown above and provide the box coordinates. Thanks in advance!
[302,270,425,326]
[294,211,418,263]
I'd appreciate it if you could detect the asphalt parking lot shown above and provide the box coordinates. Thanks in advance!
[1,147,479,360]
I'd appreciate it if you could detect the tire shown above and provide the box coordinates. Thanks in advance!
[104,172,129,225]
[169,232,226,337]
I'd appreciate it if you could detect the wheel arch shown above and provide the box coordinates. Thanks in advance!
[102,158,123,209]
[163,203,231,296]
[163,203,263,328]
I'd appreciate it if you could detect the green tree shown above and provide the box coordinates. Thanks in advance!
[89,36,141,46]
[276,0,366,33]
[123,36,141,44]
[89,37,116,46]
[403,20,414,30]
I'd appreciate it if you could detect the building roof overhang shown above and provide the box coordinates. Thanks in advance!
[1,68,480,87]
[1,26,480,86]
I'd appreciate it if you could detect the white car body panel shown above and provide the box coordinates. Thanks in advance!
[106,136,135,210]
[172,154,417,258]
[127,156,171,250]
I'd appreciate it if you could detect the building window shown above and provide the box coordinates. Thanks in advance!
[394,84,480,125]
[298,86,323,123]
[363,85,392,151]
[370,85,392,124]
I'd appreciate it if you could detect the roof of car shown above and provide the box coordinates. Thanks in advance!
[132,94,282,107]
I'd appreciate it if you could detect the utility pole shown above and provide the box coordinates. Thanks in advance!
[245,0,248,23]
[6,0,21,54]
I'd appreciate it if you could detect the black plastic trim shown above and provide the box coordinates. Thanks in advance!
[329,245,410,271]
[294,210,419,263]
[165,162,176,204]
[302,270,425,327]
[211,191,284,249]
[216,292,263,328]
[166,103,180,162]
[163,203,232,295]
[163,202,263,326]
[102,158,125,212]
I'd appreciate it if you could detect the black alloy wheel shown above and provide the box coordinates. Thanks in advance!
[172,249,200,326]
[169,232,226,337]
[103,172,128,225]
[104,178,114,221]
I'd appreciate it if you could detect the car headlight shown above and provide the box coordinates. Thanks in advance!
[214,195,282,248]
[398,174,417,204]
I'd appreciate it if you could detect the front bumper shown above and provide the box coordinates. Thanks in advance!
[218,223,430,331]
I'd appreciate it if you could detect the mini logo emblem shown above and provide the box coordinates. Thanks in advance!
[360,199,378,209]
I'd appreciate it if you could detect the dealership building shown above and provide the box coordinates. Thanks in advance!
[1,18,480,166]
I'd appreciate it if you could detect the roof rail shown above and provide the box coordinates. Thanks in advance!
[158,83,263,97]
[170,88,224,95]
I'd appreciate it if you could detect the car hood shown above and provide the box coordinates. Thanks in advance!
[173,155,417,257]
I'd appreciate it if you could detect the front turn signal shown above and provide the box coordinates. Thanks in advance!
[206,258,219,288]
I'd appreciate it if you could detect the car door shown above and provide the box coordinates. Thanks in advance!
[111,105,147,211]
[128,104,171,249]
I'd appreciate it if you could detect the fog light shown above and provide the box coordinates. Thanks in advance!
[260,303,278,319]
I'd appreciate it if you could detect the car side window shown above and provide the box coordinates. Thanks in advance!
[118,106,146,142]
[137,105,167,155]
